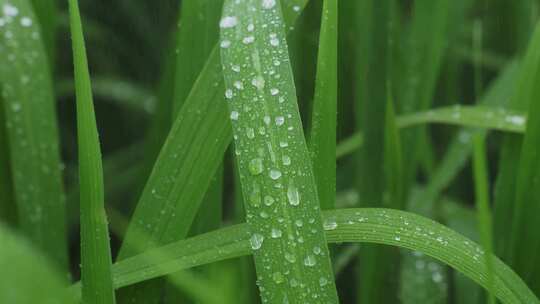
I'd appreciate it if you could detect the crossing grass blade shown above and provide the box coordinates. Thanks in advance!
[472,134,496,304]
[309,0,337,211]
[220,0,339,302]
[0,0,68,271]
[70,208,539,304]
[68,0,116,302]
[0,223,74,304]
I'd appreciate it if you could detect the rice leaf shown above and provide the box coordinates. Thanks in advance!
[472,134,496,304]
[309,0,337,211]
[508,24,540,293]
[68,0,116,302]
[0,101,15,225]
[71,209,539,304]
[0,0,68,271]
[29,0,56,62]
[220,0,338,302]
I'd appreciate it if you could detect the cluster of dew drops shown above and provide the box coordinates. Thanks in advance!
[218,0,336,300]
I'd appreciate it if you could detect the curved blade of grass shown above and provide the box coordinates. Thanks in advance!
[472,134,496,304]
[29,0,56,62]
[116,0,309,299]
[71,208,539,304]
[0,0,68,271]
[68,0,116,302]
[0,223,74,304]
[220,0,338,302]
[309,0,337,211]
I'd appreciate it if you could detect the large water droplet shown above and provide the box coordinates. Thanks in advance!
[323,217,338,230]
[269,169,282,180]
[304,255,317,267]
[287,184,300,206]
[249,158,264,175]
[219,16,238,28]
[250,233,264,250]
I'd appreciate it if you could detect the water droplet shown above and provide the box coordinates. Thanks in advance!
[249,186,261,207]
[225,89,233,99]
[394,236,401,241]
[260,211,269,219]
[269,169,282,180]
[323,217,338,230]
[271,228,282,238]
[262,0,276,9]
[251,76,265,90]
[287,184,300,206]
[247,23,255,31]
[246,128,255,139]
[313,246,321,255]
[304,255,316,267]
[282,155,291,166]
[3,4,18,17]
[230,111,239,120]
[270,88,279,95]
[275,116,285,126]
[220,39,231,48]
[250,233,264,250]
[284,252,296,263]
[279,141,288,148]
[232,65,241,72]
[249,158,264,175]
[319,277,328,286]
[272,271,284,284]
[234,80,244,90]
[264,195,275,206]
[219,16,238,28]
[243,36,255,44]
[293,5,301,12]
[20,17,32,27]
[295,219,303,227]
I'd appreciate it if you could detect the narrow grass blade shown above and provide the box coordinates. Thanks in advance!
[472,134,496,304]
[172,0,222,116]
[508,26,540,292]
[0,0,68,271]
[384,93,404,209]
[68,0,116,302]
[354,2,398,302]
[220,0,338,302]
[71,208,539,304]
[0,101,15,225]
[0,224,74,304]
[309,0,337,210]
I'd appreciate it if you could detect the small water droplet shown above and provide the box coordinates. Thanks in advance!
[264,195,275,206]
[225,89,233,99]
[249,158,264,175]
[282,155,291,166]
[284,252,296,263]
[275,116,285,126]
[271,228,282,238]
[230,111,239,120]
[261,0,276,9]
[323,217,338,230]
[272,271,284,284]
[220,39,231,48]
[319,277,328,286]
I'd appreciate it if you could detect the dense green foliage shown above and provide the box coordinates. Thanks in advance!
[1,0,540,303]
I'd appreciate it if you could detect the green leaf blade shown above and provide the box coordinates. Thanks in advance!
[0,0,68,271]
[220,0,339,302]
[309,0,337,211]
[68,0,116,302]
